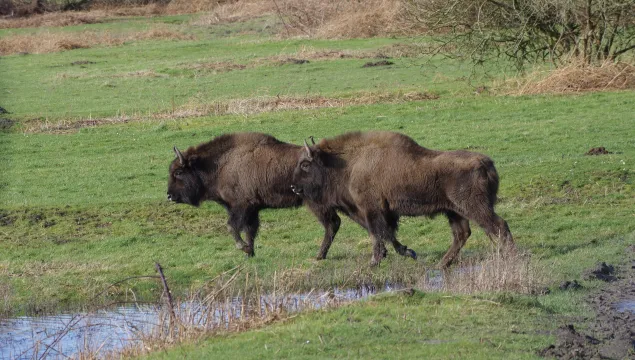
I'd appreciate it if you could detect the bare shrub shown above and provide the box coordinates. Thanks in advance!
[511,60,635,95]
[0,26,194,55]
[403,0,635,69]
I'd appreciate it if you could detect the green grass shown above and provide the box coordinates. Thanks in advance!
[146,292,554,360]
[0,12,634,359]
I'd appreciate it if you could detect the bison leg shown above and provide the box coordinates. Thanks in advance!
[439,211,471,268]
[309,206,341,260]
[227,208,254,257]
[467,210,516,253]
[243,209,260,257]
[366,211,415,266]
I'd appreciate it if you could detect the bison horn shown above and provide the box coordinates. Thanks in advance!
[309,136,316,145]
[174,146,185,165]
[303,139,313,160]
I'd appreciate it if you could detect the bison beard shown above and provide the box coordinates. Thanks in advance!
[292,131,516,267]
[167,132,342,259]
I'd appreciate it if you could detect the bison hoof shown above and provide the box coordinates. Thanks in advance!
[405,248,417,260]
[243,247,255,257]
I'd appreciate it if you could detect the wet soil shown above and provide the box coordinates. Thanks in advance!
[586,147,613,155]
[540,256,635,359]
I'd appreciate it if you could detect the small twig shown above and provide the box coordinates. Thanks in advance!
[155,262,177,327]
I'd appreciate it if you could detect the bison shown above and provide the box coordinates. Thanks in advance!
[291,131,515,267]
[167,132,341,258]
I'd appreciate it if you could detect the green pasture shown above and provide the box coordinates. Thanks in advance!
[0,13,634,358]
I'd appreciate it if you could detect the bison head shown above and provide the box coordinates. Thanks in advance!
[167,146,205,207]
[291,139,327,202]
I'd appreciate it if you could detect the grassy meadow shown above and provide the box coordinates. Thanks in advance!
[0,9,634,359]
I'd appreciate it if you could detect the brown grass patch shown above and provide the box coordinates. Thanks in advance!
[510,60,635,95]
[0,26,194,55]
[22,91,438,133]
[190,0,277,25]
[0,10,104,29]
[421,250,543,295]
[190,0,427,38]
[277,0,426,38]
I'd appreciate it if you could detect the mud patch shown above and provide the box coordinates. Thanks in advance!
[540,258,635,359]
[559,280,583,291]
[362,60,394,68]
[585,146,613,155]
[586,262,617,282]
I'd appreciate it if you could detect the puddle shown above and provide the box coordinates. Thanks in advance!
[0,284,405,359]
[0,305,157,360]
[0,267,459,359]
[615,300,635,313]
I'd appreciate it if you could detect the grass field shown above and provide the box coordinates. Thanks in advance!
[1,10,634,358]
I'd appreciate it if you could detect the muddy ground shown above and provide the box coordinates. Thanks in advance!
[540,247,635,359]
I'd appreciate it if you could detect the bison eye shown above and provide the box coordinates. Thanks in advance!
[174,170,183,177]
[300,162,310,172]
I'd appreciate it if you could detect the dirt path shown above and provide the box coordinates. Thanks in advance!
[540,247,635,359]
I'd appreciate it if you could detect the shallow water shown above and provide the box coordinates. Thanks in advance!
[0,284,407,360]
[615,300,635,313]
[0,305,157,360]
[0,268,454,359]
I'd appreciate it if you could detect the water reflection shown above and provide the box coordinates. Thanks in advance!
[0,283,408,359]
[615,300,635,313]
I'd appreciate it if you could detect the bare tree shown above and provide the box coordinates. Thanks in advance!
[403,0,635,69]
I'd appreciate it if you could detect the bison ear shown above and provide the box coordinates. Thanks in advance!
[303,139,314,161]
[174,146,185,165]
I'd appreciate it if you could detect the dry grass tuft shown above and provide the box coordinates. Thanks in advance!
[511,60,635,95]
[0,10,104,29]
[22,91,438,133]
[190,0,276,25]
[0,26,194,55]
[277,0,426,38]
[421,250,543,295]
[0,265,11,317]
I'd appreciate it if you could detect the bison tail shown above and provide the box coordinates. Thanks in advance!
[480,158,500,206]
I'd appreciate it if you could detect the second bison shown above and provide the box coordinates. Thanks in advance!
[291,131,515,267]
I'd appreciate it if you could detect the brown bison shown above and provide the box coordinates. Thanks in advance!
[167,132,341,258]
[291,131,515,267]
